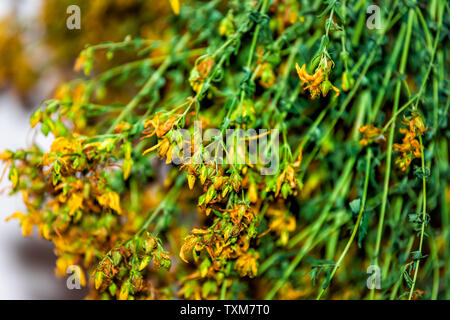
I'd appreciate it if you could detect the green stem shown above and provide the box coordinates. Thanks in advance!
[317,148,372,299]
[370,9,414,299]
[220,279,227,299]
[408,134,427,300]
[389,236,414,299]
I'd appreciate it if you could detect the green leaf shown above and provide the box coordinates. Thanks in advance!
[349,198,361,214]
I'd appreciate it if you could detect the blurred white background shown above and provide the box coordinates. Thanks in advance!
[0,0,87,299]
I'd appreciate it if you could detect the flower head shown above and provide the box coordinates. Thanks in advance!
[235,250,259,278]
[393,115,424,171]
[296,58,340,99]
[189,57,214,93]
[358,125,386,146]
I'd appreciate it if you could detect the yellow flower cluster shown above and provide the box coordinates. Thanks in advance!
[393,115,425,171]
[296,62,340,99]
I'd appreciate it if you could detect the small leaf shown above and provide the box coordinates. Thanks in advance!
[349,198,361,214]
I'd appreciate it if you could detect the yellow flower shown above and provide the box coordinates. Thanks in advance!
[358,125,386,146]
[275,165,297,198]
[188,174,196,190]
[295,62,340,99]
[122,158,133,180]
[296,63,317,82]
[78,267,87,287]
[68,192,84,216]
[138,256,151,271]
[55,255,74,277]
[393,127,421,171]
[0,150,14,161]
[248,182,258,203]
[405,114,426,135]
[142,114,178,139]
[74,51,87,72]
[235,251,259,278]
[30,108,42,127]
[142,137,171,160]
[53,84,71,101]
[40,223,51,240]
[180,235,199,263]
[270,215,296,246]
[94,271,103,290]
[168,0,180,15]
[392,115,425,172]
[119,281,130,300]
[97,191,122,214]
[219,12,235,37]
[256,62,275,88]
[189,57,214,93]
[49,137,82,155]
[6,212,34,237]
[341,71,354,92]
[9,166,19,189]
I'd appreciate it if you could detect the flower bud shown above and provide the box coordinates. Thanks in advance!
[321,79,333,97]
[200,166,208,185]
[341,71,354,92]
[281,182,291,199]
[138,255,151,271]
[249,183,258,203]
[219,12,235,37]
[222,185,231,198]
[188,174,196,190]
[122,158,133,180]
[231,172,241,192]
[205,184,216,204]
[413,115,425,135]
[94,271,103,290]
[30,108,42,128]
[119,281,130,300]
[112,251,122,266]
[144,237,157,253]
[213,175,224,190]
[9,167,19,189]
[108,283,117,297]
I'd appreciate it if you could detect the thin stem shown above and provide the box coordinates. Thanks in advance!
[317,148,372,299]
[408,134,427,300]
[220,279,227,299]
[370,9,414,299]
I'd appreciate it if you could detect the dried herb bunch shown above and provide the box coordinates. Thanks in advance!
[1,0,449,300]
